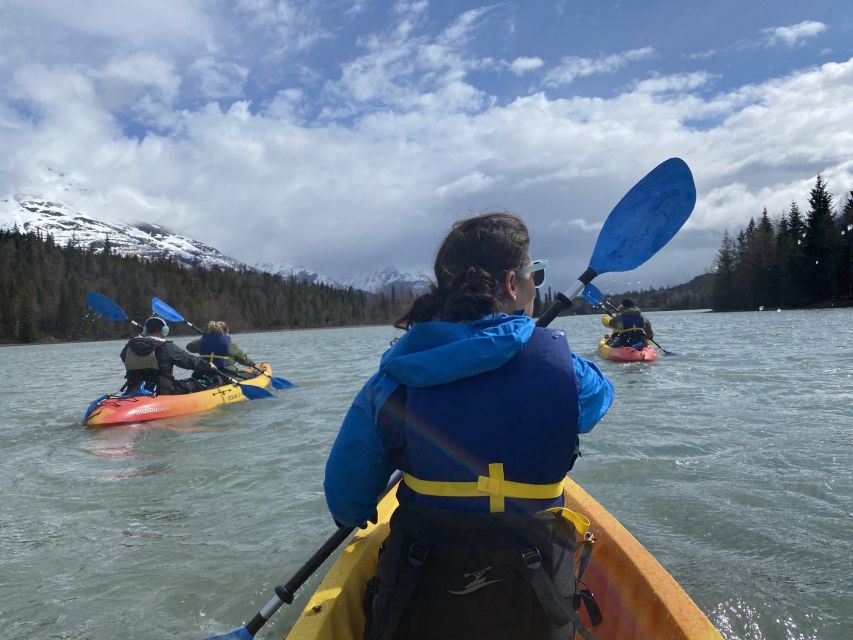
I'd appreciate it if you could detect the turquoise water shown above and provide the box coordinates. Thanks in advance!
[1,309,851,639]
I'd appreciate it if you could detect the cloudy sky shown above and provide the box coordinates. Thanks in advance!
[2,0,852,291]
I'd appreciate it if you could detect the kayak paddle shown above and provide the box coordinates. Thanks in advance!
[204,470,404,640]
[86,291,142,331]
[150,297,295,390]
[536,157,696,328]
[581,282,677,356]
[87,292,272,400]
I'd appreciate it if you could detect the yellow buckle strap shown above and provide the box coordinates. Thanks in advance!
[402,463,565,513]
[546,507,590,537]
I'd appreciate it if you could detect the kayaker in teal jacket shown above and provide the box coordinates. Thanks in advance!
[324,212,613,639]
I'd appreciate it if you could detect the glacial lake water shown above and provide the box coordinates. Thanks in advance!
[1,308,851,639]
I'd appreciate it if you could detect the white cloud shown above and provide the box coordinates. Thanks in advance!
[7,56,853,287]
[189,57,249,99]
[763,20,827,47]
[543,47,655,87]
[2,5,853,289]
[100,54,182,103]
[634,72,713,94]
[510,57,544,75]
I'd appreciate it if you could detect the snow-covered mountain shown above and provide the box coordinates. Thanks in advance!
[0,195,429,296]
[252,261,342,287]
[0,196,247,271]
[345,266,431,295]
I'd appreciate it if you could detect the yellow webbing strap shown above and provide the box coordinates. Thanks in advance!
[402,463,565,513]
[200,353,236,363]
[546,506,590,537]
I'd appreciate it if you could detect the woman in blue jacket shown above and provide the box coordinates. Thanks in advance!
[324,212,614,640]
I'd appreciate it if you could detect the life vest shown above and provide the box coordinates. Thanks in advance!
[123,337,169,391]
[391,327,580,515]
[365,328,601,640]
[618,309,645,331]
[198,333,232,369]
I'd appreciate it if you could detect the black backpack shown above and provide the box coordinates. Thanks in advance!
[364,501,601,640]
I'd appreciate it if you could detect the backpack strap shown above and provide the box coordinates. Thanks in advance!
[523,546,598,640]
[369,542,429,640]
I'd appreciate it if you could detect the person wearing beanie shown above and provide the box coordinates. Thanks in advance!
[119,316,216,395]
[604,299,654,349]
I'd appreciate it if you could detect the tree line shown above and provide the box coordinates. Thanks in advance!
[712,176,853,311]
[0,229,412,344]
[541,174,853,314]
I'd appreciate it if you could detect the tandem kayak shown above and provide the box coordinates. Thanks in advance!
[285,478,722,640]
[598,337,659,363]
[83,364,273,427]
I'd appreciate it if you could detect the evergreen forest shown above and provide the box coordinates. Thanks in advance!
[711,176,853,311]
[0,231,410,344]
[3,172,851,345]
[543,174,853,313]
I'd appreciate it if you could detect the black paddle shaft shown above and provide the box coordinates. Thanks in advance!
[235,471,403,636]
[536,268,598,328]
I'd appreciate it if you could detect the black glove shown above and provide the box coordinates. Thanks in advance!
[334,511,378,530]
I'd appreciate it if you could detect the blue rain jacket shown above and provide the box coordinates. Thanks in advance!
[324,313,614,526]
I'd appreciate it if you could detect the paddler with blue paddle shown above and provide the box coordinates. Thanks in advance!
[324,211,614,639]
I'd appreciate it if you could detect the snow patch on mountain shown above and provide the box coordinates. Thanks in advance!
[0,194,430,295]
[0,196,247,271]
[252,261,342,287]
[346,266,431,295]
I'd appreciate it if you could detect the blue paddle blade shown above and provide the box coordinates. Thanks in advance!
[151,297,185,323]
[237,384,275,400]
[269,376,295,390]
[588,158,696,276]
[581,283,605,306]
[86,292,129,322]
[205,627,254,640]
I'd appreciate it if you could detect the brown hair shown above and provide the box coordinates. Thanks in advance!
[206,321,229,335]
[395,212,530,329]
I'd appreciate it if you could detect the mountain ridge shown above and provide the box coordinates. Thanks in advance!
[0,195,428,295]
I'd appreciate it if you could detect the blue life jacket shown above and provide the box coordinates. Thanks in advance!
[620,311,645,331]
[385,327,580,515]
[199,333,232,369]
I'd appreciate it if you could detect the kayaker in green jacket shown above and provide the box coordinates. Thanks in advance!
[604,299,653,348]
[120,316,217,395]
[186,321,257,379]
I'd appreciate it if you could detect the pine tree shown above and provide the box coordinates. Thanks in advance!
[805,175,839,303]
[839,191,853,298]
[712,230,737,311]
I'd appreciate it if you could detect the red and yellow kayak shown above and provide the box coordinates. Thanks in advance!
[598,337,659,363]
[83,364,273,427]
[285,478,722,640]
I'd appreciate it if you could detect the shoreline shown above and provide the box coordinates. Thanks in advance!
[4,301,852,347]
[0,321,400,348]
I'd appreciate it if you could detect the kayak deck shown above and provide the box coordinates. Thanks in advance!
[83,364,272,427]
[598,337,659,362]
[285,478,721,640]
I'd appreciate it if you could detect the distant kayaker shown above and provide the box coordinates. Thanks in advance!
[324,212,614,639]
[120,316,217,395]
[604,298,654,349]
[185,321,257,379]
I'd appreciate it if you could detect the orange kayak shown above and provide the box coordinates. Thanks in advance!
[285,478,722,640]
[598,337,659,362]
[83,364,273,427]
